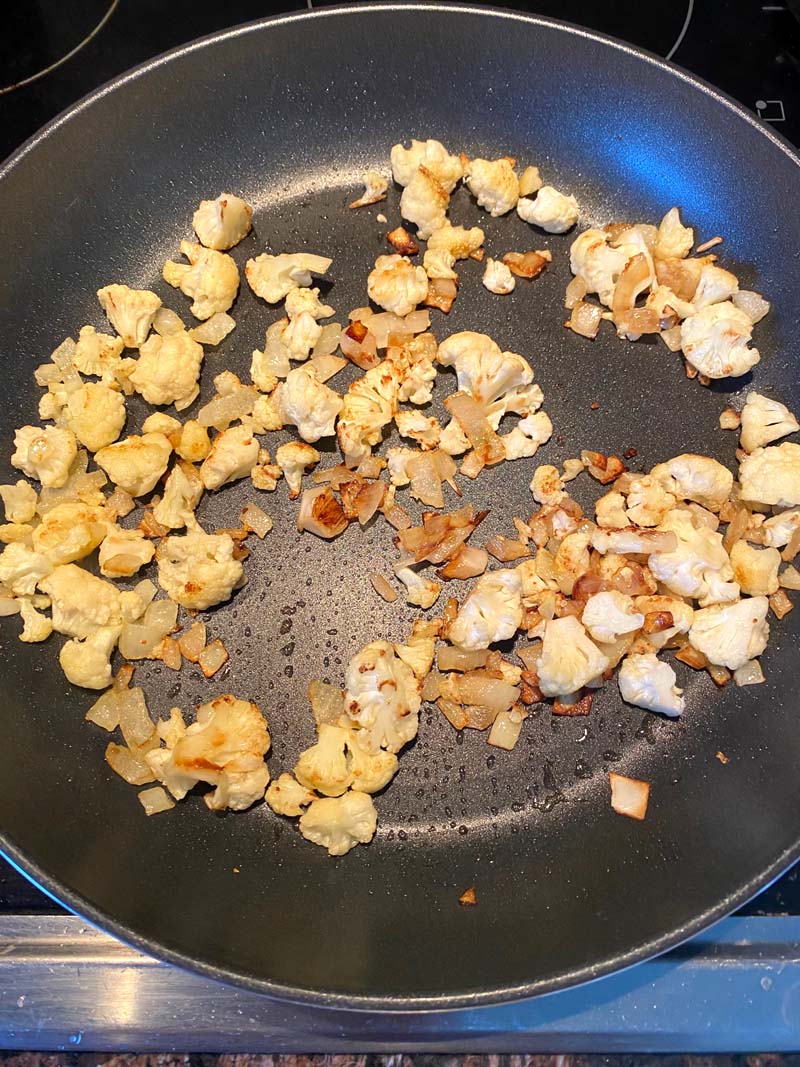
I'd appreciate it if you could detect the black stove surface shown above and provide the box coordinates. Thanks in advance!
[1,0,798,921]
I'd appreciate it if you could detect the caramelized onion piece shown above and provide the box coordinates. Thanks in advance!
[567,300,603,339]
[437,543,489,580]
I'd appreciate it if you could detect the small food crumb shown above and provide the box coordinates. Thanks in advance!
[623,447,638,459]
[233,867,240,873]
[590,401,600,411]
[459,886,478,907]
[696,235,724,253]
[376,213,388,224]
[719,407,741,430]
[716,751,730,764]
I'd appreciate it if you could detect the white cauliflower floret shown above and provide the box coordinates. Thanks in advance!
[739,442,800,507]
[12,425,77,488]
[284,286,334,321]
[265,773,315,817]
[394,623,437,680]
[62,383,126,452]
[654,207,694,260]
[192,192,253,250]
[633,594,694,649]
[274,367,343,444]
[618,653,685,717]
[466,157,519,217]
[427,220,485,261]
[394,410,441,449]
[349,170,389,208]
[482,258,515,294]
[448,569,523,650]
[595,490,629,528]
[155,529,243,610]
[648,509,738,606]
[71,325,125,378]
[692,264,739,309]
[582,591,645,644]
[39,564,122,638]
[199,425,259,490]
[501,411,553,461]
[162,241,239,320]
[680,302,760,379]
[367,254,428,316]
[299,791,378,856]
[625,474,677,527]
[142,412,180,436]
[651,454,733,512]
[689,597,770,669]
[346,731,399,794]
[400,166,449,239]
[343,640,422,753]
[390,138,464,191]
[295,723,353,797]
[740,392,800,453]
[281,310,322,362]
[18,597,53,644]
[152,462,203,529]
[761,508,800,548]
[336,361,400,465]
[569,228,638,307]
[0,543,53,595]
[395,565,441,609]
[729,540,781,595]
[94,432,172,497]
[148,694,270,811]
[536,615,609,697]
[275,442,320,499]
[396,336,438,406]
[97,284,162,348]
[645,284,696,324]
[424,248,458,280]
[59,624,120,690]
[98,527,155,578]
[517,185,579,233]
[250,319,289,391]
[530,464,565,506]
[130,331,204,409]
[437,331,534,414]
[0,481,37,524]
[245,252,332,304]
[31,502,106,565]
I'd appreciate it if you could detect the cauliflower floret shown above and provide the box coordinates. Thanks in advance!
[651,454,733,512]
[517,185,579,233]
[395,565,441,609]
[692,264,739,309]
[618,652,685,717]
[501,410,553,461]
[0,481,37,524]
[448,569,523,650]
[346,730,398,793]
[245,252,332,304]
[336,362,400,466]
[595,489,629,529]
[97,284,162,349]
[625,474,677,527]
[466,157,519,217]
[395,335,438,406]
[482,258,515,294]
[536,615,610,697]
[18,597,53,644]
[94,433,172,497]
[130,331,204,410]
[192,192,253,250]
[554,529,594,595]
[394,411,440,450]
[400,166,450,239]
[740,392,800,453]
[423,248,458,280]
[739,442,800,507]
[569,228,638,307]
[281,310,322,362]
[394,623,437,680]
[265,773,315,817]
[530,464,565,506]
[367,254,428,317]
[295,723,353,797]
[761,508,800,548]
[633,594,694,649]
[390,138,464,191]
[437,331,534,413]
[59,624,120,690]
[99,526,156,578]
[582,591,645,644]
[162,241,239,320]
[349,170,389,208]
[39,564,122,638]
[648,510,738,606]
[71,325,125,378]
[0,543,52,595]
[274,367,343,444]
[175,420,211,463]
[156,529,243,610]
[680,302,760,378]
[654,207,694,260]
[152,462,203,529]
[12,425,77,488]
[31,502,107,565]
[275,442,320,499]
[199,425,259,490]
[645,284,696,324]
[142,412,181,436]
[284,286,334,321]
[427,220,485,260]
[148,694,270,811]
[689,597,770,669]
[299,791,378,856]
[729,540,781,595]
[62,382,126,452]
[343,640,422,753]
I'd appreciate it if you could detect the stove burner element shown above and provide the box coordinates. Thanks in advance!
[1,0,118,95]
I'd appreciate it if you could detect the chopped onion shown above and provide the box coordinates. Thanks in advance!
[153,307,185,336]
[0,597,20,617]
[733,659,765,687]
[612,253,651,315]
[723,503,750,552]
[241,502,273,538]
[516,644,541,672]
[138,785,176,815]
[485,535,530,562]
[502,250,550,279]
[488,709,525,750]
[113,664,135,691]
[106,488,136,520]
[189,311,236,346]
[655,257,702,301]
[609,772,650,820]
[386,226,419,255]
[158,636,182,671]
[308,679,345,726]
[356,455,386,480]
[340,322,380,369]
[732,290,770,324]
[462,704,499,730]
[687,503,719,532]
[565,275,588,310]
[85,690,120,731]
[307,353,346,382]
[421,670,443,701]
[355,480,386,525]
[438,698,468,730]
[708,663,731,687]
[568,300,603,339]
[769,588,794,619]
[198,388,257,429]
[782,527,800,563]
[446,393,505,473]
[438,647,487,672]
[675,645,708,670]
[437,543,488,580]
[144,599,179,637]
[311,323,343,360]
[119,623,164,661]
[780,564,800,590]
[614,307,660,339]
[118,687,155,748]
[178,621,207,663]
[403,310,431,334]
[106,743,155,786]
[370,573,398,602]
[313,464,360,488]
[398,505,488,564]
[424,277,458,314]
[406,451,446,508]
[581,450,627,485]
[719,407,741,431]
[297,487,349,539]
[199,638,229,678]
[455,674,520,712]
[364,312,405,349]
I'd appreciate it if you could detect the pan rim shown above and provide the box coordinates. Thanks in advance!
[1,1,799,1012]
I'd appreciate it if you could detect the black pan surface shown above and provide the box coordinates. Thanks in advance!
[0,4,799,1010]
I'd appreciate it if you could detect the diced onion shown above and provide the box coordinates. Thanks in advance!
[177,621,207,663]
[779,565,800,591]
[188,311,236,345]
[769,589,794,619]
[355,480,386,525]
[340,324,379,369]
[119,623,164,661]
[565,276,588,309]
[568,300,603,339]
[455,674,520,712]
[403,310,431,334]
[438,647,488,672]
[118,687,155,748]
[106,743,155,786]
[660,325,683,352]
[311,323,343,360]
[384,504,412,530]
[85,690,120,731]
[199,639,229,678]
[241,502,273,539]
[308,679,345,726]
[675,645,708,670]
[153,307,185,336]
[307,353,346,382]
[0,597,20,617]
[158,636,182,671]
[609,772,650,820]
[297,487,349,539]
[732,290,770,324]
[421,670,443,701]
[370,573,398,602]
[485,535,530,562]
[138,785,176,815]
[708,663,732,687]
[198,388,257,429]
[144,599,179,637]
[487,709,524,750]
[733,660,765,687]
[437,544,488,580]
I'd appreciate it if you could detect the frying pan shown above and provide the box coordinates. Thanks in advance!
[1,3,799,1012]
